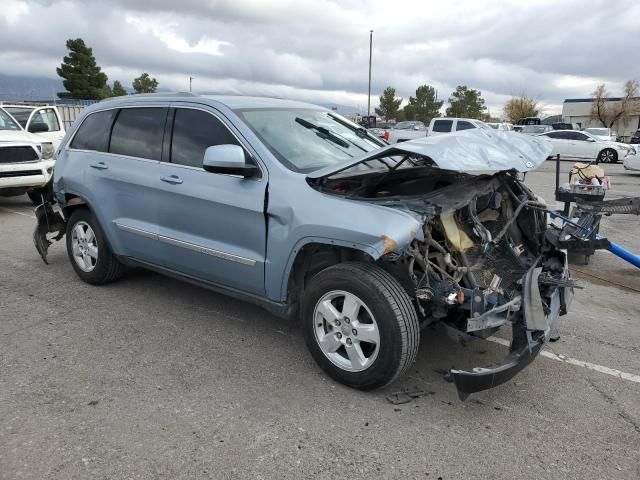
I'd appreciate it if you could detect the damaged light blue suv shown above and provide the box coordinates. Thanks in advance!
[34,93,573,399]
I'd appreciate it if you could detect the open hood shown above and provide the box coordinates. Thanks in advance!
[307,129,552,180]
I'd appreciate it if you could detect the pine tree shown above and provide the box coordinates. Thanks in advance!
[375,87,402,121]
[56,38,108,100]
[446,85,486,119]
[403,85,443,124]
[112,80,127,96]
[132,73,159,94]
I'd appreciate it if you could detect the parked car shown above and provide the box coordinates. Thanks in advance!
[34,94,573,400]
[385,121,427,143]
[0,107,55,204]
[584,127,617,142]
[520,125,552,135]
[538,130,636,163]
[1,104,66,149]
[630,129,640,144]
[427,117,489,136]
[623,154,640,171]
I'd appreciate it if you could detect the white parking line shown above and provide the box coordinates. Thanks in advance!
[488,336,640,384]
[0,206,36,219]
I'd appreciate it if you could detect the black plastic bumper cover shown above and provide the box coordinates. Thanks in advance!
[450,337,544,401]
[450,262,571,401]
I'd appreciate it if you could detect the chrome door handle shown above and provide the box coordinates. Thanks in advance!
[90,162,108,170]
[160,175,183,185]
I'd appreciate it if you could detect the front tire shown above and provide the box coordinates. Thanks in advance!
[65,208,126,285]
[598,148,617,163]
[301,262,420,390]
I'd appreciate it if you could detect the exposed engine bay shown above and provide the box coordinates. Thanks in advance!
[312,160,574,399]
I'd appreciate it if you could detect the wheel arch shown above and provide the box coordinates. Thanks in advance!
[281,239,378,312]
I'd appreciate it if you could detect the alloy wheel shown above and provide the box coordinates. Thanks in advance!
[313,290,381,372]
[70,221,98,272]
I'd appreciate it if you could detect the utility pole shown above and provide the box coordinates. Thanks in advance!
[367,30,373,125]
[189,76,193,93]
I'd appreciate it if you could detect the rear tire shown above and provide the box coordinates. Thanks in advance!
[598,148,617,163]
[301,262,420,390]
[65,208,126,285]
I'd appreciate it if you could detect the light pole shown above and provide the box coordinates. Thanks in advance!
[367,30,373,125]
[189,76,193,93]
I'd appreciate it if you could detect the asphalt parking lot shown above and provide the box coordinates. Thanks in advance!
[1,161,639,479]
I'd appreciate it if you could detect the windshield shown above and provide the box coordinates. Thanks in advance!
[585,128,608,136]
[0,109,22,131]
[236,108,384,172]
[3,107,34,128]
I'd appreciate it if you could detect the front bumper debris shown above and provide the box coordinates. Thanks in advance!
[450,262,573,401]
[33,201,66,264]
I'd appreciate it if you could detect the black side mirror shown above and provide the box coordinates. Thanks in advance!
[29,122,49,133]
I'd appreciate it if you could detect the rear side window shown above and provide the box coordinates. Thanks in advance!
[70,110,117,152]
[109,108,167,160]
[171,108,240,168]
[456,120,475,131]
[432,120,452,133]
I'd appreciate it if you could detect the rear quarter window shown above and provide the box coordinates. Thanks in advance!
[70,109,117,152]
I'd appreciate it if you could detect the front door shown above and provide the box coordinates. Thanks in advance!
[27,107,65,149]
[155,106,267,295]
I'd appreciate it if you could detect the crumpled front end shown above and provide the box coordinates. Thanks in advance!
[370,170,575,399]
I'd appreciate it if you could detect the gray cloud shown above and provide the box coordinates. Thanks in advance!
[1,0,638,115]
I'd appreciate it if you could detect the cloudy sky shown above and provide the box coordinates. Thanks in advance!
[1,0,638,116]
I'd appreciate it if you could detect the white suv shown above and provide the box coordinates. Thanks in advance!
[0,107,55,204]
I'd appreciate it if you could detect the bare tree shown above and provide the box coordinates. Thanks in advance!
[590,80,639,128]
[503,95,541,123]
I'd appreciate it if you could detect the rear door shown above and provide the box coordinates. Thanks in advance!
[67,106,168,264]
[155,105,267,295]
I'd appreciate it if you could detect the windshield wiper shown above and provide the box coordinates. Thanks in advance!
[295,117,350,149]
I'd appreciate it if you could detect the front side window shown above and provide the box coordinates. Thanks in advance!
[0,109,22,131]
[432,120,453,133]
[171,109,240,168]
[30,108,61,132]
[70,109,117,152]
[236,109,383,172]
[109,108,167,160]
[456,120,476,131]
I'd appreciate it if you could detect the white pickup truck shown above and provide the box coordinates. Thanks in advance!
[1,104,66,149]
[428,117,489,136]
[0,107,56,204]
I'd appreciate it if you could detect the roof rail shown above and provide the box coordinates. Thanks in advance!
[100,91,198,102]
